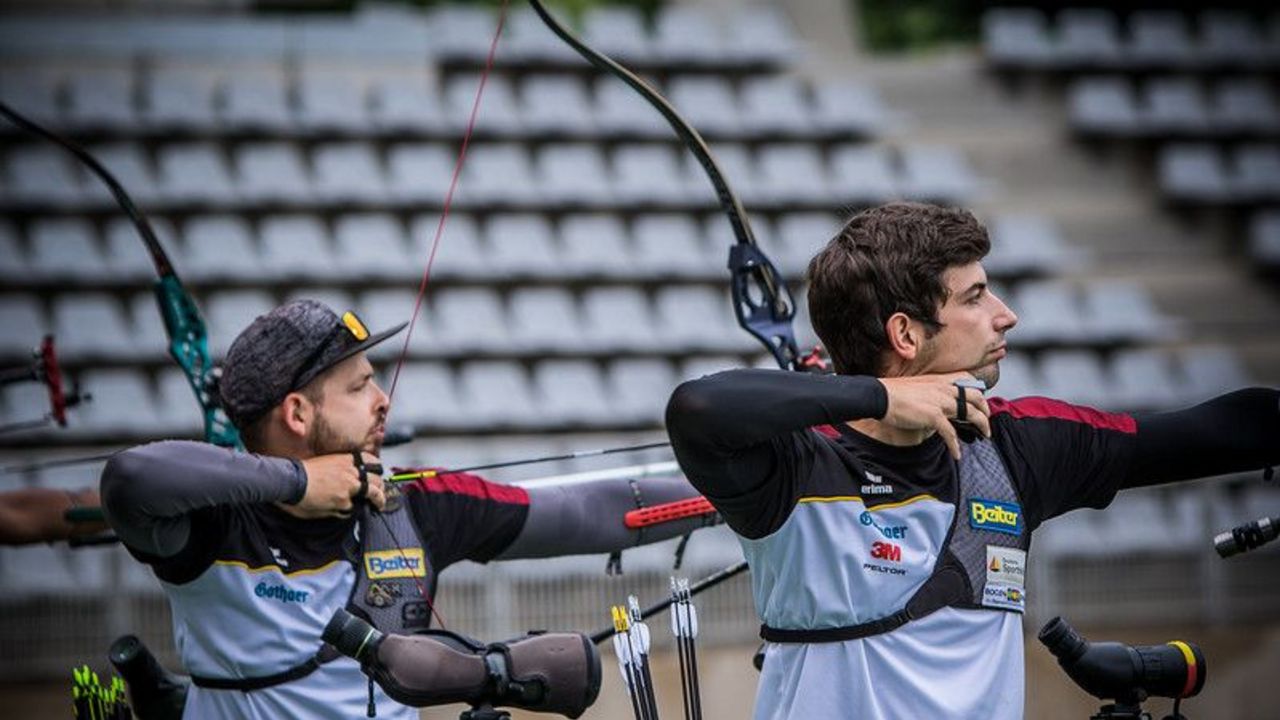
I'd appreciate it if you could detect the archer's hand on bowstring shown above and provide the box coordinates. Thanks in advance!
[295,452,386,518]
[878,372,992,460]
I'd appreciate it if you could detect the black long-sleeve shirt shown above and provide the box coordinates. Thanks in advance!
[666,369,1280,539]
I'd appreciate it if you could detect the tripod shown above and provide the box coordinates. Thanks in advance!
[1090,698,1188,720]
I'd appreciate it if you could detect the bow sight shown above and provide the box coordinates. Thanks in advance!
[0,335,90,435]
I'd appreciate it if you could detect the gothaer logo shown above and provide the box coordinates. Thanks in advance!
[968,499,1022,536]
[364,549,426,579]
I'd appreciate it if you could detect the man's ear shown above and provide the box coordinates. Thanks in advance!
[884,311,922,362]
[279,393,312,440]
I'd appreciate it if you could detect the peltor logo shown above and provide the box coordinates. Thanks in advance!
[968,499,1023,536]
[364,549,426,579]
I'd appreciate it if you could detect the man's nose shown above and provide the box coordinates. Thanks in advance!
[995,295,1018,331]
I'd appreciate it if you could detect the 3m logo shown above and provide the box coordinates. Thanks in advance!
[968,499,1023,536]
[870,541,902,562]
[364,549,426,579]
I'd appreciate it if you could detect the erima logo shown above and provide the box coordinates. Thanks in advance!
[365,549,426,579]
[861,471,893,495]
[969,499,1022,535]
[269,547,289,568]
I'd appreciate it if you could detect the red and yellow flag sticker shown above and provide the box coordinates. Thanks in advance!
[342,311,369,341]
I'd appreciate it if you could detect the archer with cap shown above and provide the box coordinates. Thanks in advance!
[101,299,708,719]
[665,201,1280,720]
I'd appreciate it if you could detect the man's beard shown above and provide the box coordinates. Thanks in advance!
[972,362,1001,389]
[306,413,381,456]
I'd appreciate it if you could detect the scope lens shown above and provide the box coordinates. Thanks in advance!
[1038,616,1087,663]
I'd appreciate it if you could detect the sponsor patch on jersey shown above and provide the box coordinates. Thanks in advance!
[983,546,1027,612]
[982,583,1026,612]
[364,549,426,580]
[968,498,1023,536]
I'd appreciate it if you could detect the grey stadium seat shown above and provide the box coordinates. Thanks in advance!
[1199,11,1269,69]
[583,7,650,62]
[508,287,586,352]
[536,144,613,206]
[312,143,387,204]
[333,214,412,281]
[898,145,978,203]
[0,68,62,126]
[458,360,540,427]
[82,143,163,207]
[385,362,464,428]
[1212,79,1280,135]
[371,75,448,134]
[205,290,276,356]
[1249,209,1280,268]
[1158,144,1230,203]
[258,215,336,281]
[632,214,714,277]
[1128,11,1196,69]
[669,77,741,137]
[1143,77,1211,136]
[65,67,135,131]
[1080,280,1176,343]
[829,144,898,205]
[1054,9,1124,68]
[408,213,488,280]
[982,8,1054,69]
[387,143,455,204]
[0,296,48,357]
[220,67,293,132]
[358,289,435,359]
[1110,349,1181,410]
[502,7,579,64]
[812,81,892,137]
[533,360,611,426]
[181,216,264,283]
[728,7,799,65]
[1068,77,1139,137]
[72,369,161,435]
[128,292,169,360]
[53,294,137,361]
[0,223,25,283]
[560,214,633,277]
[455,144,538,206]
[654,6,727,66]
[144,64,220,132]
[5,146,84,207]
[484,214,562,278]
[1038,350,1114,409]
[236,142,313,205]
[1232,144,1280,202]
[689,144,762,205]
[155,366,205,435]
[613,144,691,205]
[297,73,369,133]
[655,285,751,352]
[445,75,521,135]
[741,77,812,137]
[988,214,1080,276]
[158,143,237,205]
[775,213,840,277]
[432,288,510,353]
[991,352,1037,400]
[595,79,669,138]
[757,144,833,205]
[606,359,676,424]
[1009,280,1087,346]
[580,287,658,352]
[1179,346,1249,401]
[26,218,103,281]
[428,5,497,63]
[520,76,595,136]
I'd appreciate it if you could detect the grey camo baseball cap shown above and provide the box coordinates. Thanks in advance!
[219,299,406,429]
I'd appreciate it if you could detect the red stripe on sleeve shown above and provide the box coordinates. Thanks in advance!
[989,396,1137,434]
[812,424,841,439]
[406,471,530,505]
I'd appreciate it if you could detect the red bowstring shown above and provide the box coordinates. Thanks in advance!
[386,0,510,408]
[378,0,511,631]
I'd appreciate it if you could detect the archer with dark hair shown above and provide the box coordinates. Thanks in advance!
[665,201,1280,720]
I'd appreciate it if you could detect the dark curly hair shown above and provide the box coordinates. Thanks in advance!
[806,202,991,376]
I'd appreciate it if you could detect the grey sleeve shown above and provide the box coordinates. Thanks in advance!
[495,473,712,560]
[100,440,308,558]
